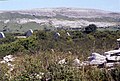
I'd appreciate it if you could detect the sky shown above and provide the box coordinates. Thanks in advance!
[0,0,120,12]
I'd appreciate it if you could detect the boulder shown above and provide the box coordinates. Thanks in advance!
[88,53,106,65]
[0,32,5,38]
[26,29,33,37]
[73,58,80,66]
[58,59,66,64]
[67,32,70,36]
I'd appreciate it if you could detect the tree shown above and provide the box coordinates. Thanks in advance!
[84,24,97,34]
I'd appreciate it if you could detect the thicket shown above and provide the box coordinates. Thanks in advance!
[0,30,120,58]
[0,52,120,81]
[0,30,120,81]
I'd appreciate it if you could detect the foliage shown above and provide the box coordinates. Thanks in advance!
[84,24,97,34]
[0,30,120,58]
[0,30,120,80]
[0,33,17,44]
[0,52,120,81]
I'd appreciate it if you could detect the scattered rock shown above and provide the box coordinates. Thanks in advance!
[0,32,5,38]
[58,59,66,64]
[73,58,80,66]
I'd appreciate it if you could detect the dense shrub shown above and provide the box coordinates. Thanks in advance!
[0,52,120,81]
[0,30,120,58]
[84,24,97,34]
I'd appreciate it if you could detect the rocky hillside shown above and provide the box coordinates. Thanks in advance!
[8,8,120,18]
[0,8,120,32]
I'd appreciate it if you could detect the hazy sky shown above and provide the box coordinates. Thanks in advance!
[0,0,120,12]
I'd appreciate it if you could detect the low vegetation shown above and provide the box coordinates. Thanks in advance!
[0,29,120,81]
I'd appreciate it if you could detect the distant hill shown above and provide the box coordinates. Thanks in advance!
[0,8,120,32]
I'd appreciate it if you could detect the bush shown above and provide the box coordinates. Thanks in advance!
[84,24,97,34]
